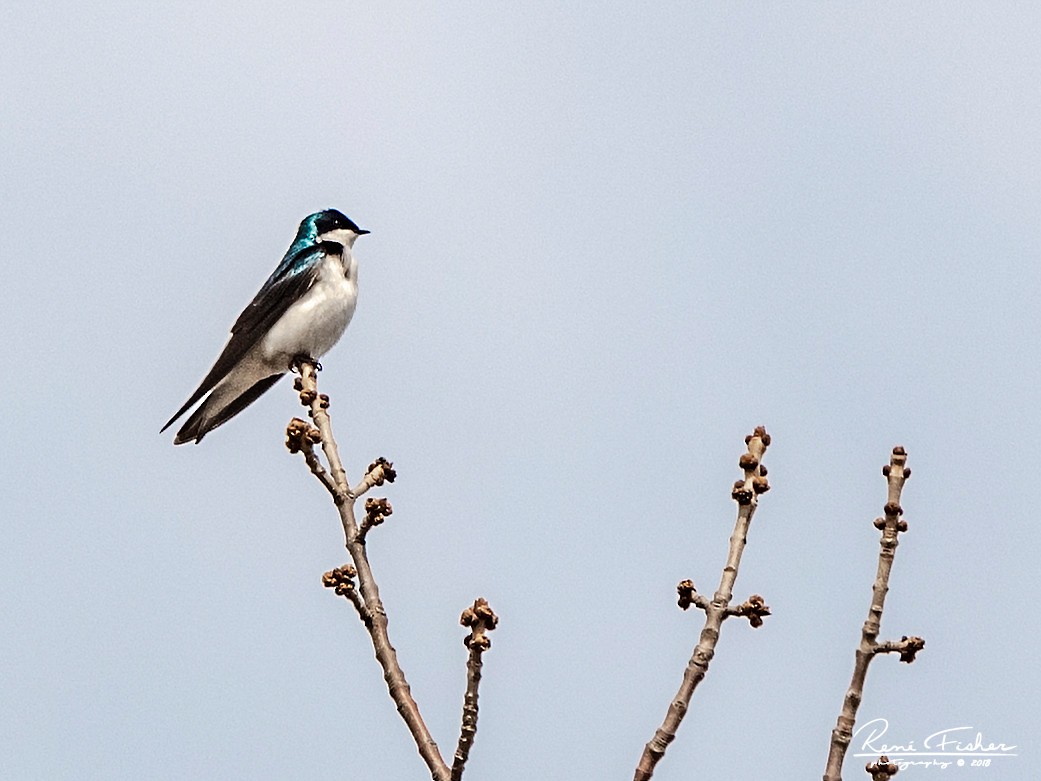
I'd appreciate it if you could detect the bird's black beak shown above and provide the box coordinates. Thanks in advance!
[357,228,371,236]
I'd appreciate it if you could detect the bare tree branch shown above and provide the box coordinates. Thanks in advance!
[634,426,772,781]
[822,446,924,781]
[291,362,451,781]
[676,581,771,626]
[452,598,498,781]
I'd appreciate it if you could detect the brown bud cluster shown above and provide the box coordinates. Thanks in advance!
[883,449,911,480]
[732,482,753,505]
[285,417,322,453]
[294,375,318,406]
[734,594,771,628]
[738,453,759,471]
[321,564,358,597]
[897,635,925,663]
[367,457,397,485]
[460,597,499,650]
[732,427,772,503]
[676,579,697,611]
[874,516,909,533]
[744,425,771,447]
[364,497,393,528]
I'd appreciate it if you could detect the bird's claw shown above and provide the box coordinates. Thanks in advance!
[290,355,322,373]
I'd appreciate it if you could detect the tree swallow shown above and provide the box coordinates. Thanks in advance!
[162,209,368,445]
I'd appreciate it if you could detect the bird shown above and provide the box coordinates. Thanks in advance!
[161,208,368,444]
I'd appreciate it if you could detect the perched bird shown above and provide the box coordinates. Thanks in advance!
[162,209,368,444]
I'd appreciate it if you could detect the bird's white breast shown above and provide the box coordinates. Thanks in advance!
[259,251,358,367]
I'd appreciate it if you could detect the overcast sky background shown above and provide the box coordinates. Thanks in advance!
[2,3,1038,779]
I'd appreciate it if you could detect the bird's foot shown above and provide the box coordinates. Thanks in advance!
[290,355,322,373]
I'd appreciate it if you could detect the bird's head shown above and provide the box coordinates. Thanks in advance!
[300,209,370,249]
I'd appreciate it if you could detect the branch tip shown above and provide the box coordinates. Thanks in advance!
[285,417,322,453]
[823,448,919,780]
[898,636,925,663]
[322,564,358,597]
[676,579,697,610]
[731,427,771,503]
[636,427,771,779]
[452,599,497,781]
[461,598,498,651]
[732,594,771,628]
[876,635,925,663]
[367,456,397,485]
[359,497,393,539]
[365,497,393,526]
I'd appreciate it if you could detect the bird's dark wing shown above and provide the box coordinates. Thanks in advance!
[173,373,285,444]
[160,246,324,433]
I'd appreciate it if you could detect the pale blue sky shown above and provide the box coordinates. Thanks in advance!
[2,3,1037,779]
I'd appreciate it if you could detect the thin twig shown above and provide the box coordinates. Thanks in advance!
[634,426,772,781]
[297,362,451,781]
[452,598,498,781]
[822,447,924,781]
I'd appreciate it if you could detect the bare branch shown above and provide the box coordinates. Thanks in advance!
[451,598,498,781]
[296,362,451,781]
[634,426,772,781]
[823,447,924,781]
[676,581,770,627]
[874,636,925,663]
